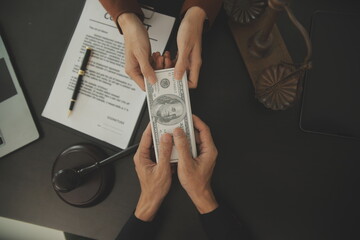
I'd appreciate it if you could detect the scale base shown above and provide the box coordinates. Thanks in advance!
[228,10,302,110]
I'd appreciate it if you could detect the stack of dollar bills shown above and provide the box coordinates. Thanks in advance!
[145,68,197,163]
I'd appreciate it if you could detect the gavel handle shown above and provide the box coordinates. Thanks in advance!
[78,143,139,175]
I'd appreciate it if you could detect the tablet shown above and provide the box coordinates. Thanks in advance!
[0,34,39,157]
[300,11,360,139]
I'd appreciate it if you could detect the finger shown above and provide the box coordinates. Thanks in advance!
[173,127,193,166]
[192,115,215,147]
[125,58,145,91]
[158,133,173,168]
[174,60,187,81]
[129,71,145,91]
[174,50,190,80]
[172,58,177,67]
[163,51,171,58]
[155,56,164,70]
[174,52,179,64]
[153,52,160,62]
[125,57,146,91]
[150,52,158,69]
[154,52,160,58]
[138,57,157,84]
[195,130,201,145]
[188,54,202,88]
[163,51,173,68]
[151,53,158,69]
[139,124,152,149]
[135,124,153,163]
[164,57,172,68]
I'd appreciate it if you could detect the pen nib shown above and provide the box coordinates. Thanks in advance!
[67,110,72,118]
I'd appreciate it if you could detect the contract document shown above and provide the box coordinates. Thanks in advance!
[42,0,175,149]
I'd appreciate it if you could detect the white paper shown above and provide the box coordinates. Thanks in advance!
[42,0,175,149]
[0,216,65,240]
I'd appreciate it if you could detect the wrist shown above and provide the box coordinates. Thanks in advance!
[184,6,206,24]
[188,188,218,214]
[135,193,163,222]
[117,12,142,33]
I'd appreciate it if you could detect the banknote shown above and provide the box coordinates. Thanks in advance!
[145,68,197,163]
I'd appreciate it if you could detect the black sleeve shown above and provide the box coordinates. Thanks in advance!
[199,205,249,240]
[115,213,157,240]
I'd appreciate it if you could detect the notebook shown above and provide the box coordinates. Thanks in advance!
[0,34,39,157]
[300,11,360,139]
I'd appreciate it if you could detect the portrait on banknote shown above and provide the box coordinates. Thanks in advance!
[150,94,186,125]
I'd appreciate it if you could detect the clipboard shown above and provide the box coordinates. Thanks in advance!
[42,1,175,150]
[300,11,360,139]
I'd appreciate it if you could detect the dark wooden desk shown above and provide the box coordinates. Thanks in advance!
[0,0,359,239]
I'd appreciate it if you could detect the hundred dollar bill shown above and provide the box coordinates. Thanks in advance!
[145,68,197,163]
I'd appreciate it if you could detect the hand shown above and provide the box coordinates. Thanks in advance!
[118,13,156,91]
[174,7,206,88]
[173,115,219,214]
[151,51,175,70]
[133,124,173,221]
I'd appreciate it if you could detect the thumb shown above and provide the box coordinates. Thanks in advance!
[174,54,187,81]
[138,57,157,84]
[173,128,192,165]
[158,133,172,168]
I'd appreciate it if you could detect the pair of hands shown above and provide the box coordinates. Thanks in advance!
[118,6,206,90]
[134,115,218,221]
[119,7,211,221]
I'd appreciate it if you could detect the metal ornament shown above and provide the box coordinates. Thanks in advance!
[256,63,299,110]
[224,0,267,25]
[227,0,312,110]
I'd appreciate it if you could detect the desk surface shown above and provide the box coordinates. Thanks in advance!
[0,0,360,239]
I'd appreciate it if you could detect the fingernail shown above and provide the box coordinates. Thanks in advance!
[173,128,184,137]
[161,133,172,143]
[174,74,182,81]
[147,76,156,85]
[151,76,157,84]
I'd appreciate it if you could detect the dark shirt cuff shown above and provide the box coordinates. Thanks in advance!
[116,213,157,240]
[199,205,245,240]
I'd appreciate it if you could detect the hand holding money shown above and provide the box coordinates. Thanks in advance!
[145,67,197,163]
[133,124,173,221]
[174,7,206,88]
[133,115,219,219]
[144,52,218,214]
[173,115,219,214]
[118,13,156,91]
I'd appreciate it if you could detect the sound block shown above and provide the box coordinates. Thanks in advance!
[51,144,114,207]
